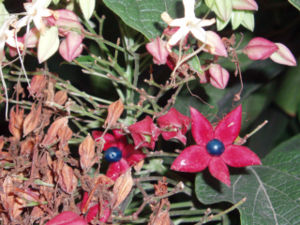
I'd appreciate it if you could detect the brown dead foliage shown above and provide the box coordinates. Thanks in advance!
[149,178,171,225]
[0,75,101,224]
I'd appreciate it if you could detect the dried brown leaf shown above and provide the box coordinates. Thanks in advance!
[57,125,72,152]
[9,107,24,140]
[148,210,171,225]
[113,169,133,208]
[0,136,5,151]
[58,163,78,194]
[95,174,114,187]
[134,159,144,172]
[31,206,44,220]
[104,99,124,128]
[23,103,42,137]
[20,137,35,156]
[45,79,56,102]
[42,117,68,146]
[54,90,68,106]
[28,75,47,98]
[0,176,24,219]
[78,134,95,172]
[40,167,54,202]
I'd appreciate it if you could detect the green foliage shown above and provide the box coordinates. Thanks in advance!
[275,58,300,116]
[195,134,300,225]
[102,0,182,39]
[288,0,300,10]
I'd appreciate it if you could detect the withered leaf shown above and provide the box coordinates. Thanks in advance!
[0,176,24,219]
[104,99,124,128]
[9,107,24,140]
[113,169,133,208]
[45,79,56,103]
[57,162,78,194]
[0,136,4,151]
[57,125,73,152]
[28,75,47,98]
[23,103,42,137]
[20,137,35,156]
[148,210,171,225]
[78,134,95,172]
[42,117,68,147]
[54,90,68,106]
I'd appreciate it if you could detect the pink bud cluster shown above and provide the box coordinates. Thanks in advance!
[46,10,84,62]
[8,10,84,62]
[243,37,296,66]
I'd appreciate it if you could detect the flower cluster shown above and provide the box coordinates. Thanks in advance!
[92,108,190,180]
[145,0,296,93]
[92,106,261,186]
[1,0,84,65]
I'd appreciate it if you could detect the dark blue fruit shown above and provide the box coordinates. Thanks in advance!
[206,139,225,156]
[104,147,122,162]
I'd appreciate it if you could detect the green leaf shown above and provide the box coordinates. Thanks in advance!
[79,0,95,20]
[275,61,300,116]
[195,134,300,225]
[174,82,227,121]
[102,0,182,39]
[288,0,300,11]
[143,159,167,174]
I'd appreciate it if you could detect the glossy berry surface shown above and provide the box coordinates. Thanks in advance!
[104,147,122,162]
[206,139,225,156]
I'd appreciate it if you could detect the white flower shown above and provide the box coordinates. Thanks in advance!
[0,16,23,61]
[14,0,52,31]
[162,0,215,47]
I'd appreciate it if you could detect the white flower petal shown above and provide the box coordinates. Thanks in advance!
[33,17,42,30]
[190,26,206,43]
[183,0,196,20]
[14,16,29,29]
[169,18,187,27]
[198,18,216,27]
[168,26,189,46]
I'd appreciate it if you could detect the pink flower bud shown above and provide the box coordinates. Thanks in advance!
[146,37,169,65]
[48,10,82,36]
[209,64,230,89]
[59,32,83,62]
[46,211,87,225]
[243,37,278,60]
[270,43,297,66]
[204,31,228,57]
[232,0,258,11]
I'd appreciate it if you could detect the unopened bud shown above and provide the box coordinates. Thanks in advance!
[243,37,278,60]
[270,43,297,66]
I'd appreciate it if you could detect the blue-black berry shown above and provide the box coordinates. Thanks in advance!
[206,139,225,156]
[104,147,122,162]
